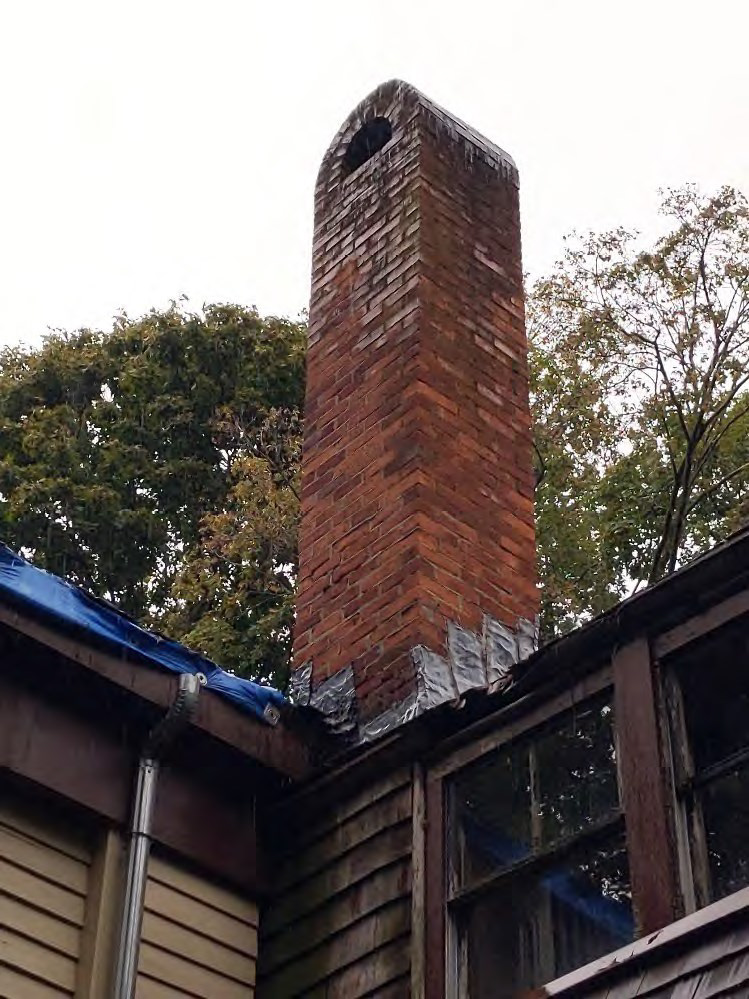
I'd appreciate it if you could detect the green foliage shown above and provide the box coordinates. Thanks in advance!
[0,303,305,687]
[2,185,747,677]
[160,411,301,686]
[530,185,749,640]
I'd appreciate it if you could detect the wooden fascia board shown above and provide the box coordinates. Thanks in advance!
[0,676,269,894]
[0,600,314,781]
[653,587,749,659]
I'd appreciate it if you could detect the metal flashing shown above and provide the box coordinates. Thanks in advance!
[292,613,539,744]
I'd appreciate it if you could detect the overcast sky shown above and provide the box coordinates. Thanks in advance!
[1,0,747,348]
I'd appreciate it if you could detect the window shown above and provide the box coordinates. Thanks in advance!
[447,694,633,998]
[665,618,749,910]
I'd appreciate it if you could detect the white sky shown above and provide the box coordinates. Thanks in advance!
[1,0,747,348]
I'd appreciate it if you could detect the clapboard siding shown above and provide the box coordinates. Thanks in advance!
[561,910,749,999]
[258,766,414,998]
[137,853,259,999]
[0,802,92,998]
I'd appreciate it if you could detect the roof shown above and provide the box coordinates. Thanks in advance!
[0,544,286,725]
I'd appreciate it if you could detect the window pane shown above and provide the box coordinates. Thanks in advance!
[700,765,749,900]
[462,834,634,999]
[536,700,619,845]
[452,695,618,889]
[454,737,532,886]
[677,620,749,771]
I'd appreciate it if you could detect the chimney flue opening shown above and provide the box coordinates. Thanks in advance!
[342,117,392,176]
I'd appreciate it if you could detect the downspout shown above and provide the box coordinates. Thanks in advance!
[113,671,203,999]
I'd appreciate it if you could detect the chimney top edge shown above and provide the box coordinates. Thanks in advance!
[316,79,517,190]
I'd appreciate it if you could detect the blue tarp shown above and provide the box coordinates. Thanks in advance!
[0,544,286,724]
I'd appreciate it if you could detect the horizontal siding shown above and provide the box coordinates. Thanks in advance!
[572,913,749,998]
[0,802,91,999]
[137,853,258,999]
[0,965,73,999]
[259,766,414,999]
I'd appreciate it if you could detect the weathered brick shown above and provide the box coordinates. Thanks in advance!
[293,80,539,722]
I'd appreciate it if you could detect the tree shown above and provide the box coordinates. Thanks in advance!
[530,186,749,640]
[0,302,305,687]
[3,186,747,680]
[158,409,301,686]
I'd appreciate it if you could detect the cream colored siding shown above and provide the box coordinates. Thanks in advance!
[137,854,258,998]
[0,803,91,998]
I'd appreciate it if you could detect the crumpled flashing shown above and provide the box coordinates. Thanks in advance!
[517,615,539,662]
[291,611,539,744]
[291,663,358,737]
[413,645,458,709]
[448,622,486,695]
[288,661,313,707]
[359,690,419,743]
[484,615,521,692]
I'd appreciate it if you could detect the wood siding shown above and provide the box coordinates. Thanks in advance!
[258,766,415,998]
[136,852,259,999]
[571,917,749,998]
[0,800,92,998]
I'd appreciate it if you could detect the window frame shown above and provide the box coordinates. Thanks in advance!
[425,666,615,999]
[442,683,630,998]
[421,587,749,999]
[422,586,749,999]
[660,611,749,913]
[424,639,685,999]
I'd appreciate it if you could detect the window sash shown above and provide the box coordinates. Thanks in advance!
[663,660,749,910]
[448,692,620,897]
[447,811,624,908]
[449,817,633,999]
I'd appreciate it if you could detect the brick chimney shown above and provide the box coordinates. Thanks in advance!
[291,81,539,738]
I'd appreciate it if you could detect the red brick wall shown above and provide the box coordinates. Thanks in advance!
[294,81,538,723]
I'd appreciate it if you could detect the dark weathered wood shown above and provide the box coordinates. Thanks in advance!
[258,769,414,998]
[429,666,612,779]
[653,589,749,659]
[267,728,431,828]
[424,774,445,999]
[152,764,261,894]
[273,780,412,890]
[0,678,132,824]
[320,935,412,998]
[0,601,314,781]
[613,638,681,933]
[262,899,410,997]
[661,670,701,913]
[263,818,412,934]
[261,862,411,970]
[411,763,426,999]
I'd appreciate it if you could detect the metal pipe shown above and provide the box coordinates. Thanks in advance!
[112,757,159,999]
[113,672,202,999]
